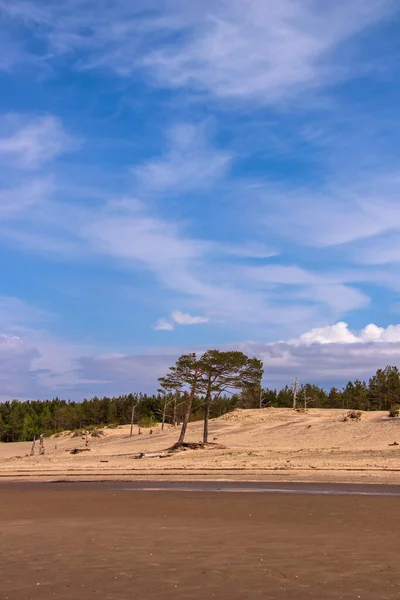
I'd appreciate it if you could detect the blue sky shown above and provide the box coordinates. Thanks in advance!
[2,0,400,399]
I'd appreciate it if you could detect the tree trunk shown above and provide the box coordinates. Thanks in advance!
[130,403,136,437]
[178,391,195,443]
[203,392,211,443]
[161,404,166,431]
[292,378,298,410]
[39,434,45,455]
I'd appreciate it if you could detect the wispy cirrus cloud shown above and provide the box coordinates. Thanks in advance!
[0,114,75,169]
[134,122,232,193]
[0,177,53,219]
[254,172,400,254]
[1,0,396,104]
[0,114,378,335]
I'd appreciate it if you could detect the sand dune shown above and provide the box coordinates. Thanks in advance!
[1,408,400,483]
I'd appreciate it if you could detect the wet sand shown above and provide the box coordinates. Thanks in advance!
[1,484,400,599]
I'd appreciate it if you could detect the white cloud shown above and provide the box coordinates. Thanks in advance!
[3,183,372,333]
[154,318,174,331]
[261,174,400,249]
[142,0,390,103]
[290,322,358,345]
[2,0,395,105]
[0,114,75,169]
[0,177,53,220]
[245,264,369,314]
[171,311,209,326]
[134,123,232,192]
[353,233,400,265]
[4,317,400,400]
[0,296,107,400]
[154,311,209,331]
[83,202,322,330]
[289,321,400,345]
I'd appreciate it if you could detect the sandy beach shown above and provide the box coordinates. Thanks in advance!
[2,409,400,599]
[1,483,399,600]
[1,408,400,484]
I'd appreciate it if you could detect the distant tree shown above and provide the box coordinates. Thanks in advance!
[22,414,38,441]
[158,378,185,427]
[291,378,299,409]
[198,350,264,443]
[239,385,276,409]
[277,385,292,408]
[328,387,343,409]
[159,353,203,444]
[156,391,174,431]
[129,395,140,437]
[4,363,400,444]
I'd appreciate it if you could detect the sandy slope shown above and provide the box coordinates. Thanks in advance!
[1,408,400,483]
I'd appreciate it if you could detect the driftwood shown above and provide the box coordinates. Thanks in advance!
[69,448,92,454]
[169,441,225,452]
[133,451,169,459]
[133,441,226,459]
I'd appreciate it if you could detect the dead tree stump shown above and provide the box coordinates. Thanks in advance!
[39,434,45,455]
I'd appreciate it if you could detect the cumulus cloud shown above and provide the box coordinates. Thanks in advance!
[171,311,209,326]
[289,322,400,345]
[290,322,359,345]
[154,311,209,331]
[3,314,400,400]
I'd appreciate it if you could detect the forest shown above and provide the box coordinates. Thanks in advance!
[1,360,400,443]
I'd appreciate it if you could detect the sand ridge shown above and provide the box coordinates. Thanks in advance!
[1,408,400,483]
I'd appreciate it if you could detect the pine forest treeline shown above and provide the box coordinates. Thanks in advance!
[1,365,400,443]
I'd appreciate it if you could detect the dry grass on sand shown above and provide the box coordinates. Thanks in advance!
[1,408,400,483]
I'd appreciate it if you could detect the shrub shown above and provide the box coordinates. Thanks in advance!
[389,405,400,418]
[90,429,105,437]
[138,416,158,428]
[71,430,84,438]
[342,410,362,422]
